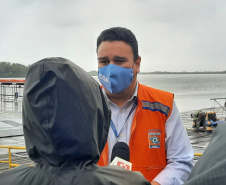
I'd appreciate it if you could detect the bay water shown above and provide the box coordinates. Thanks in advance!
[1,74,226,113]
[138,74,226,112]
[94,74,226,112]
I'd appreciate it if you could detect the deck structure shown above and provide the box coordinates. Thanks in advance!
[0,79,25,103]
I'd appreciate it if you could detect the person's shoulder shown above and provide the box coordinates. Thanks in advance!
[0,165,31,185]
[97,165,151,185]
[139,83,169,92]
[138,83,173,97]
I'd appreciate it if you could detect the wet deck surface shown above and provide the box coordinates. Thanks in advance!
[0,101,226,173]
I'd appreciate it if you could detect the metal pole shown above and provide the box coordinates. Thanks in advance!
[210,98,226,111]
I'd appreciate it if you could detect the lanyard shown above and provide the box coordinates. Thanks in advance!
[110,99,137,140]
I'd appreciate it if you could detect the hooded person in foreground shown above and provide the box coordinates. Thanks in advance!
[0,57,151,185]
[184,121,226,185]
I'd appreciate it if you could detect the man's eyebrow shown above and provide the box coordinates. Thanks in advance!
[113,56,127,60]
[97,57,109,60]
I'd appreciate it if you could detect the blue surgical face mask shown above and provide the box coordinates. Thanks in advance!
[98,64,134,94]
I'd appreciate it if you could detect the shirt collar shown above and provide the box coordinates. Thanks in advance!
[128,82,138,102]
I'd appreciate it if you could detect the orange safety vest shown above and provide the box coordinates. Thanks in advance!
[98,83,174,182]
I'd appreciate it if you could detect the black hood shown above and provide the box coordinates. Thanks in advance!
[22,57,111,170]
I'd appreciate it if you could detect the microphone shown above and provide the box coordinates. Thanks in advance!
[110,142,132,171]
[111,142,130,162]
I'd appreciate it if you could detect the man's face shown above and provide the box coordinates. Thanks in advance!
[97,41,140,74]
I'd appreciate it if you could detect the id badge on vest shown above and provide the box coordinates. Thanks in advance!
[148,129,161,148]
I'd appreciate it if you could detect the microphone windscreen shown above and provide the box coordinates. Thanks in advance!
[110,142,130,162]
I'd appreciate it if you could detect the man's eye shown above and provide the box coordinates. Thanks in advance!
[100,60,109,64]
[115,60,124,63]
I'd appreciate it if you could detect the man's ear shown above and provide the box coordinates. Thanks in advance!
[135,56,141,73]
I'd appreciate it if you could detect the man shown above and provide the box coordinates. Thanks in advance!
[97,27,193,185]
[0,57,150,185]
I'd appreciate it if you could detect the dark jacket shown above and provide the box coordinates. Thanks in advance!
[0,57,150,185]
[184,121,226,185]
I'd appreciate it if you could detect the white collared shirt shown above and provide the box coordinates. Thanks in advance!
[103,83,193,185]
[106,83,138,163]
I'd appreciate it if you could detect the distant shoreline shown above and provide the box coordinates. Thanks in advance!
[1,71,226,78]
[88,71,226,76]
[139,71,226,75]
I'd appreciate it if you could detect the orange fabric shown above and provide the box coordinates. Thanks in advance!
[98,83,174,182]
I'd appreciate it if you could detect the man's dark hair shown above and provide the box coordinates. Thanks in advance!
[97,27,139,61]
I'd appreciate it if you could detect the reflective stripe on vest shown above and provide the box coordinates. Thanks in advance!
[142,101,170,117]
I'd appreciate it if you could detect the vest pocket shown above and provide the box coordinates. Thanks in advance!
[132,166,165,182]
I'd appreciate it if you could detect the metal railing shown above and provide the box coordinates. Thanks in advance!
[0,145,202,171]
[0,146,26,169]
[194,153,202,156]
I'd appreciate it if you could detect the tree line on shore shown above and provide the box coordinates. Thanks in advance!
[0,62,28,77]
[0,62,226,78]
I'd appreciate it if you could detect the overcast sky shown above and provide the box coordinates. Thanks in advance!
[0,0,225,72]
